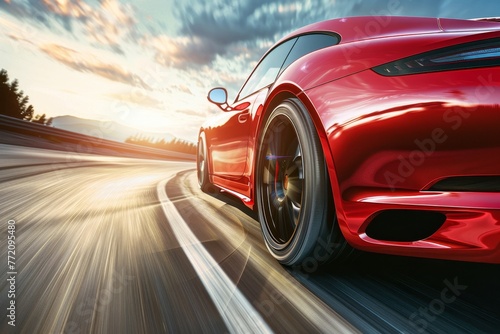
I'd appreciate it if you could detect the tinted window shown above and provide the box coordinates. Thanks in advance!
[237,38,297,100]
[280,33,339,74]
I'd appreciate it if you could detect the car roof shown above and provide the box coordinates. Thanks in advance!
[276,16,500,45]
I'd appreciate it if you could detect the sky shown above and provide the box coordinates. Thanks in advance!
[1,0,500,142]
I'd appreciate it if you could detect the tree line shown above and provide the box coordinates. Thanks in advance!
[126,135,197,155]
[0,69,52,125]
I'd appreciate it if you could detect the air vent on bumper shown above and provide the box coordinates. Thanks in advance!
[365,210,446,242]
[429,176,500,192]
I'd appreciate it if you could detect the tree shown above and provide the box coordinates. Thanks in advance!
[125,135,197,155]
[0,70,21,118]
[9,79,19,96]
[32,113,51,125]
[20,96,34,120]
[0,68,43,123]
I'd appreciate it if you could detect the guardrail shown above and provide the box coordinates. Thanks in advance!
[0,114,195,161]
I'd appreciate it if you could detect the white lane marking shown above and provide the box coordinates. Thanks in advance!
[157,177,273,334]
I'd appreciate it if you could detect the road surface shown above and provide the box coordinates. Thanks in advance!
[1,144,499,333]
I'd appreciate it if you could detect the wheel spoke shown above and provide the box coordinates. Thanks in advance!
[286,147,303,206]
[293,143,302,160]
[286,177,302,206]
[197,136,206,187]
[285,162,298,176]
[276,205,286,242]
[274,200,295,242]
[289,199,301,226]
[270,190,281,210]
[260,115,305,245]
[262,163,274,185]
[283,198,297,233]
[268,125,285,156]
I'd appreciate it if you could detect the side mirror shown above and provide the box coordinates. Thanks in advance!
[208,87,227,104]
[207,87,231,111]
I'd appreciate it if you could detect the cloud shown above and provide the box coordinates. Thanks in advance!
[40,43,150,88]
[438,0,500,18]
[151,0,307,70]
[144,35,221,69]
[1,0,137,54]
[82,0,137,54]
[156,0,451,71]
[7,32,35,45]
[0,0,30,19]
[38,0,91,19]
[150,0,363,70]
[4,0,441,72]
[180,1,297,46]
[172,84,193,95]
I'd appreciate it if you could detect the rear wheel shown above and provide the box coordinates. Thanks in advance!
[197,132,211,192]
[256,99,354,267]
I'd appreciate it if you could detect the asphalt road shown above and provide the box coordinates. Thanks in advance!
[1,144,499,333]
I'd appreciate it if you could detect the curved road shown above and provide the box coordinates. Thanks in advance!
[1,144,499,333]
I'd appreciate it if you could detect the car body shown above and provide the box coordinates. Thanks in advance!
[198,16,500,266]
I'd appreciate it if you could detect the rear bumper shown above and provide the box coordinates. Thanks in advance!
[340,189,500,263]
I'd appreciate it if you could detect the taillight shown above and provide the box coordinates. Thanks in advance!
[373,38,500,76]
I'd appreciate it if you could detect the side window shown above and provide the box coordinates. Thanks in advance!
[237,38,297,100]
[280,33,339,75]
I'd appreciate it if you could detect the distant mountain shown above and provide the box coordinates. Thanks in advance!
[51,115,175,143]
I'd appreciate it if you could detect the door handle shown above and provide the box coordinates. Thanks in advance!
[238,112,250,123]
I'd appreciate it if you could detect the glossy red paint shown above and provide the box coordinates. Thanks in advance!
[200,16,500,263]
[305,66,500,262]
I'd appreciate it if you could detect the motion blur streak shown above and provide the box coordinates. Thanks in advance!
[174,171,360,333]
[157,177,272,333]
[0,144,356,333]
[0,145,222,333]
[1,144,499,333]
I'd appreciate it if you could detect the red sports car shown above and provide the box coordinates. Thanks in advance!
[197,16,500,266]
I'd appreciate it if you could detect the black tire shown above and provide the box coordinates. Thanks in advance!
[255,99,355,267]
[197,132,211,192]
